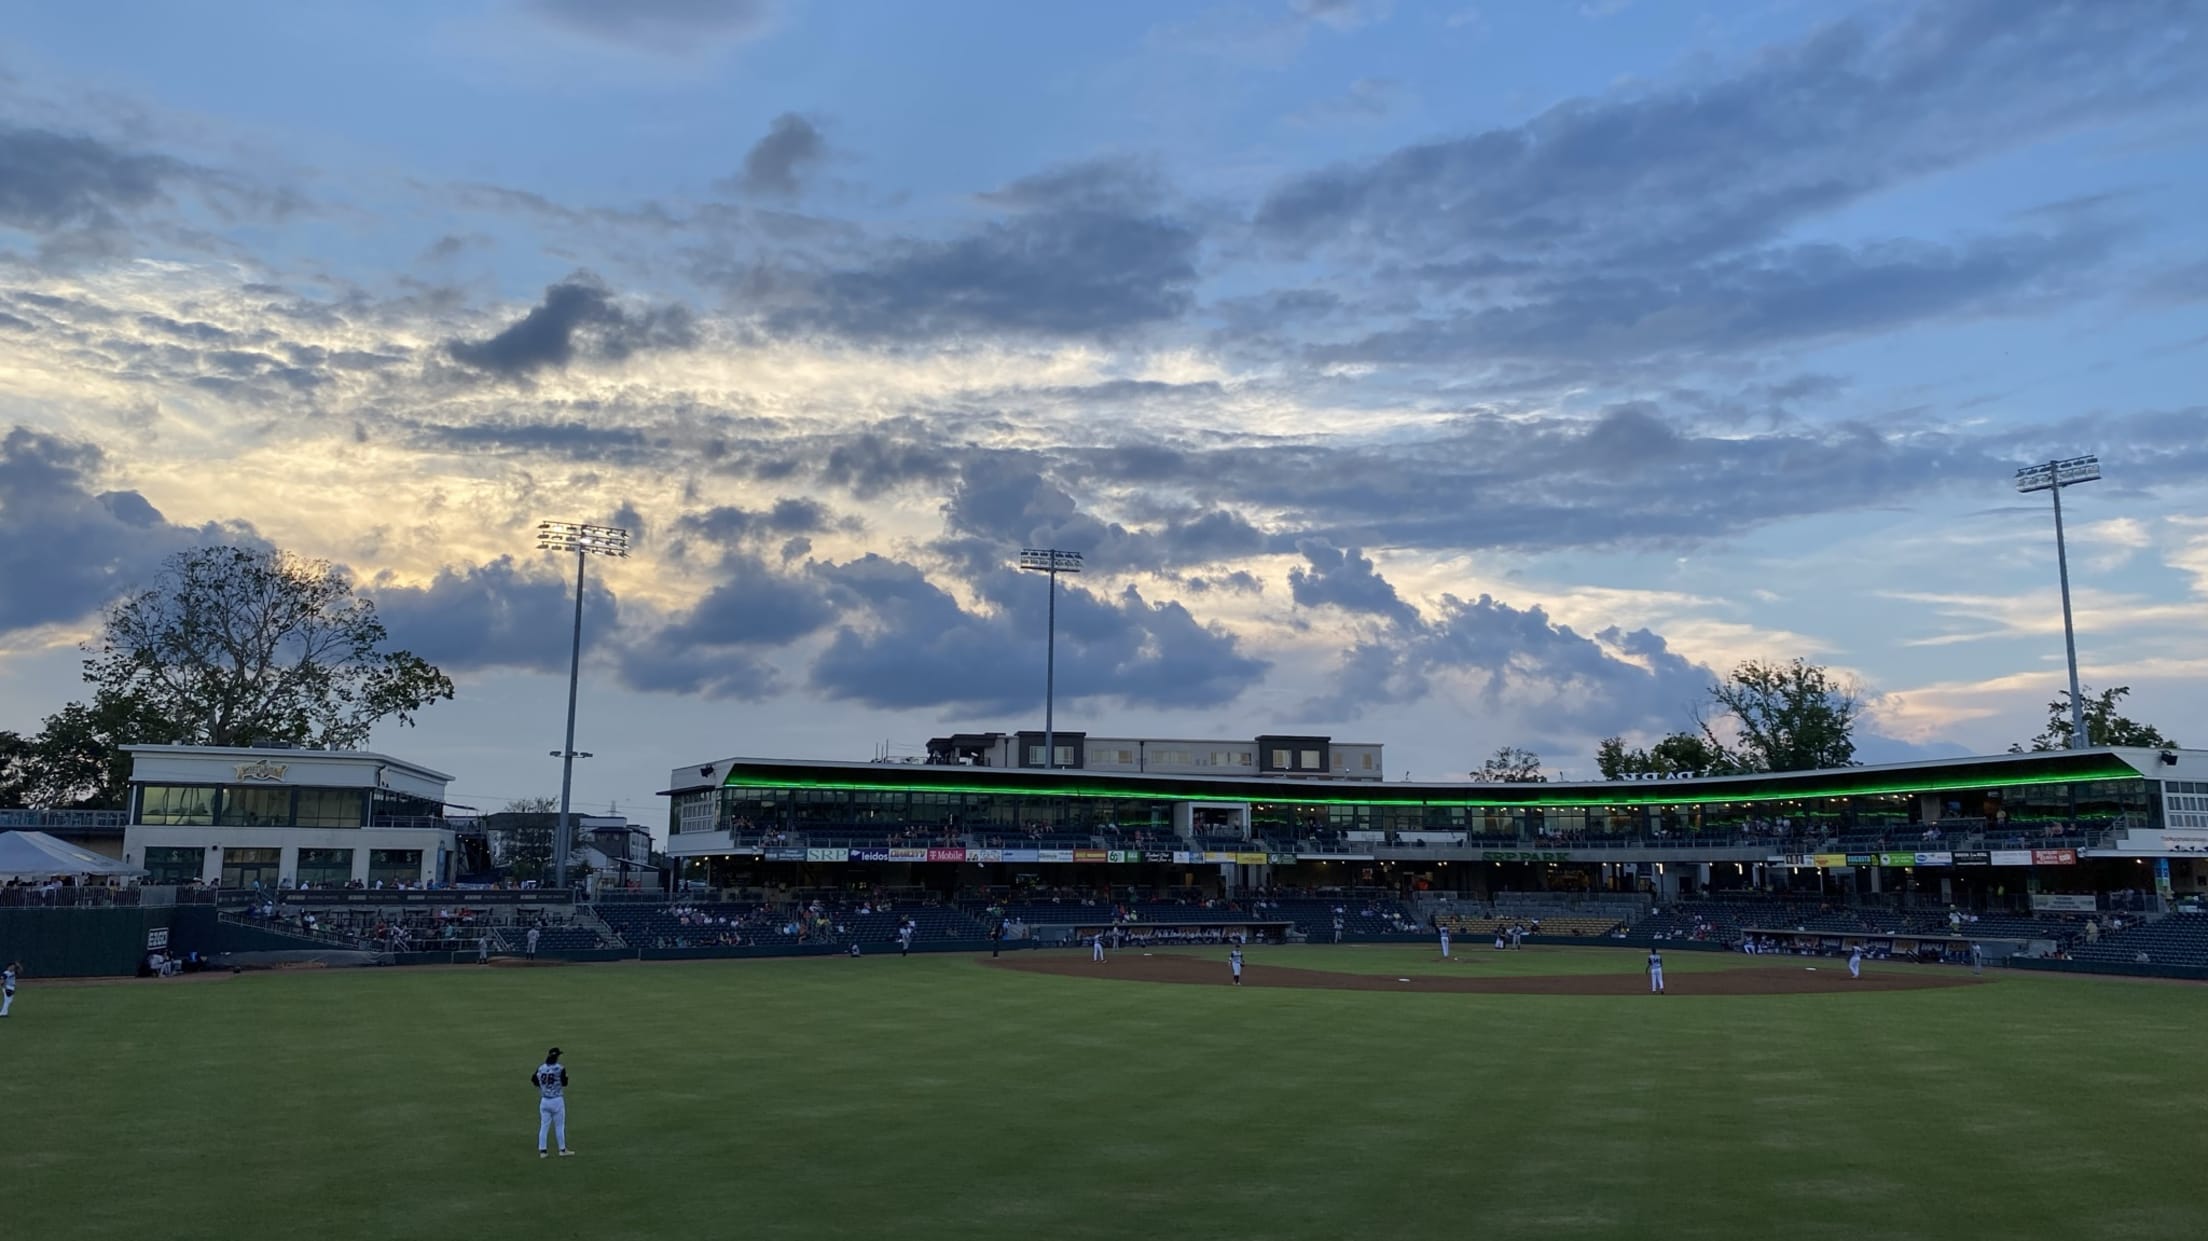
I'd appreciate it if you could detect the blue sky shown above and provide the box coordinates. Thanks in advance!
[3,0,2206,823]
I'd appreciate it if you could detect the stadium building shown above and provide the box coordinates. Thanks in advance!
[662,740,2208,903]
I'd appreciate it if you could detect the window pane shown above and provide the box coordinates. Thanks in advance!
[297,848,354,887]
[143,846,205,883]
[1300,749,1321,769]
[368,849,422,886]
[297,790,362,828]
[141,786,215,826]
[219,786,293,827]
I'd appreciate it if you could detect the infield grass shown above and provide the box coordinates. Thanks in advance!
[5,947,2203,1241]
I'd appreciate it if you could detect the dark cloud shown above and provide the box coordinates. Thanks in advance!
[616,551,839,699]
[446,274,696,378]
[418,420,653,458]
[938,454,1278,572]
[672,498,837,547]
[0,125,181,237]
[1256,1,2197,265]
[808,558,1269,711]
[751,159,1201,341]
[735,113,824,199]
[369,556,619,673]
[0,427,246,632]
[523,0,774,53]
[1287,540,1416,625]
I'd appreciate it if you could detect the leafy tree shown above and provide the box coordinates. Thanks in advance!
[0,545,453,808]
[88,546,453,748]
[1596,731,1729,780]
[2013,686,2177,752]
[496,797,559,880]
[1696,658,1860,773]
[1475,746,1546,783]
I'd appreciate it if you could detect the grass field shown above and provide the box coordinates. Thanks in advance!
[6,946,2205,1241]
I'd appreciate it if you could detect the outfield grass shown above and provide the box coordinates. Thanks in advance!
[5,948,2204,1241]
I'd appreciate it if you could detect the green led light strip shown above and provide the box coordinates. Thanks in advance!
[723,757,2139,810]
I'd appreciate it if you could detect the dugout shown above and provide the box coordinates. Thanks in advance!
[1740,927,2001,964]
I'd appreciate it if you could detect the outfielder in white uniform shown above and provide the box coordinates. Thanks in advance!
[1229,947,1244,986]
[532,1048,573,1157]
[1848,945,1863,980]
[2,961,19,1017]
[1646,948,1665,994]
[1438,926,1451,959]
[1091,932,1106,963]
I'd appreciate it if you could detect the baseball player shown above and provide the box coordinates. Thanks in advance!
[1091,931,1106,963]
[1969,942,1985,977]
[1229,946,1244,986]
[1438,925,1451,959]
[2,960,19,1017]
[531,1047,573,1158]
[1646,947,1665,994]
[897,922,914,957]
[1848,944,1863,980]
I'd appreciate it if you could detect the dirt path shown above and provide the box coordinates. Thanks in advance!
[983,951,1982,996]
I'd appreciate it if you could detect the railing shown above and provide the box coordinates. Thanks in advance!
[0,884,144,907]
[0,808,130,830]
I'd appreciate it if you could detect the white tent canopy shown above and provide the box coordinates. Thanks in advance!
[0,831,146,881]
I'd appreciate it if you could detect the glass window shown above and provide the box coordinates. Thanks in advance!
[1362,753,1377,770]
[1271,749,1291,769]
[220,846,282,889]
[219,786,292,827]
[296,789,363,828]
[140,786,216,826]
[1300,749,1321,770]
[297,848,354,887]
[143,845,205,884]
[368,849,422,886]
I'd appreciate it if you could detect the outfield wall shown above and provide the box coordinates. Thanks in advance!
[0,905,219,977]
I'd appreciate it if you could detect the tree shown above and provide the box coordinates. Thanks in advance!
[1596,731,1729,780]
[2013,686,2177,752]
[87,546,453,748]
[1475,746,1546,783]
[496,797,559,880]
[0,545,454,809]
[1697,658,1860,773]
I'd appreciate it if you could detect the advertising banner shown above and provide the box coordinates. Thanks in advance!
[1039,849,1075,863]
[1951,850,1992,865]
[1813,853,1848,868]
[1878,852,1917,867]
[1481,850,1571,862]
[968,848,1003,863]
[1913,852,1953,867]
[851,847,891,863]
[767,846,808,861]
[1268,853,1298,865]
[1172,851,1197,864]
[1844,854,1875,867]
[889,847,929,862]
[1296,853,1375,861]
[1002,849,1040,863]
[2031,848,2078,866]
[1144,850,1176,863]
[1989,850,2033,866]
[926,847,967,863]
[1073,849,1108,863]
[1203,851,1239,863]
[1235,851,1269,865]
[1106,850,1131,864]
[147,927,169,950]
[806,847,846,863]
[2030,893,2098,913]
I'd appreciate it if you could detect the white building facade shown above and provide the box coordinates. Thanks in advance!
[119,745,470,888]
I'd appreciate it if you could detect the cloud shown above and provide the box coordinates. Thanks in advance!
[808,557,1271,712]
[0,125,181,236]
[734,113,824,199]
[0,427,248,633]
[521,0,774,54]
[937,455,1276,572]
[445,273,697,378]
[745,159,1202,342]
[369,556,620,673]
[1287,540,1417,624]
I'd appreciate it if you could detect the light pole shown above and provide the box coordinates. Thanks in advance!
[536,520,630,886]
[2014,455,2099,748]
[1017,548,1083,769]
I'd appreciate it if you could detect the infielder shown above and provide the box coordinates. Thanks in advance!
[1646,947,1665,994]
[1848,944,1863,980]
[1091,931,1106,963]
[2,960,19,1017]
[1229,946,1244,986]
[532,1047,573,1158]
[1438,925,1451,959]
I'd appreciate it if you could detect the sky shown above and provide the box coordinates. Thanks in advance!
[3,0,2206,831]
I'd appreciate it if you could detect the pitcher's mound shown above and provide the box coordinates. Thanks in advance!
[984,952,1977,996]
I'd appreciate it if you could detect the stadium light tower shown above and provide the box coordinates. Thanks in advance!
[537,520,630,886]
[2014,455,2099,749]
[1018,548,1083,770]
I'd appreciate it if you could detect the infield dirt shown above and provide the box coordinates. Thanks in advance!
[984,950,1982,995]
